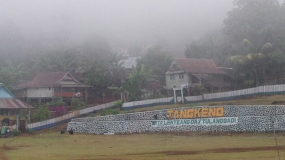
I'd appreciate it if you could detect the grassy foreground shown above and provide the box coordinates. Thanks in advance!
[1,132,285,160]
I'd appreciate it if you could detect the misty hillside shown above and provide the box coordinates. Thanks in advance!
[1,0,285,104]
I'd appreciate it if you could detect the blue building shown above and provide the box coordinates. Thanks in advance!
[0,83,33,130]
[0,83,13,99]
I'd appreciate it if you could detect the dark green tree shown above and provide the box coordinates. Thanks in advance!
[185,29,226,65]
[229,39,273,86]
[137,45,173,87]
[120,64,157,101]
[223,0,282,55]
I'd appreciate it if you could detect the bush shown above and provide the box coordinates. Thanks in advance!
[198,84,208,94]
[25,128,34,134]
[71,98,85,110]
[114,100,123,110]
[12,129,21,136]
[46,98,66,107]
[33,105,51,122]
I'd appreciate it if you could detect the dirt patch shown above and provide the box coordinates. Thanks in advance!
[0,144,17,151]
[272,100,285,104]
[210,145,285,153]
[128,151,198,156]
[127,145,285,156]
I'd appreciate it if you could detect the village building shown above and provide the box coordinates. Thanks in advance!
[165,58,231,94]
[0,83,33,130]
[12,72,91,104]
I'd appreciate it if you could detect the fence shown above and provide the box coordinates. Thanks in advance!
[27,102,114,131]
[202,84,285,101]
[122,97,174,110]
[122,84,285,110]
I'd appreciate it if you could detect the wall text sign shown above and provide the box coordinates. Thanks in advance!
[151,117,238,127]
[167,107,224,119]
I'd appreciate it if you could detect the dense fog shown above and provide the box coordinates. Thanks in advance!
[0,0,233,57]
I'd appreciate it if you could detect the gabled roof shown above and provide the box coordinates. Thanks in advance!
[167,58,226,75]
[0,99,34,109]
[0,83,14,99]
[25,72,82,88]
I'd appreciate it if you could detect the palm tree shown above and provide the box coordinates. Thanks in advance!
[230,39,273,87]
[120,64,157,101]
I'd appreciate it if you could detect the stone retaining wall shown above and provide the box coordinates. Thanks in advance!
[67,105,285,134]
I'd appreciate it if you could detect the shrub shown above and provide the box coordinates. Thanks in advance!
[46,98,66,107]
[25,128,34,134]
[33,105,51,122]
[114,100,123,110]
[71,98,85,110]
[12,129,21,136]
[198,84,208,94]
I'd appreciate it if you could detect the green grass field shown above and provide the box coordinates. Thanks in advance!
[1,132,285,160]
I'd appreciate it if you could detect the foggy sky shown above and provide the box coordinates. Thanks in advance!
[0,0,233,56]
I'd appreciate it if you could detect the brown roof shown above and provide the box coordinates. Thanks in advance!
[169,58,226,75]
[26,72,80,87]
[0,99,34,109]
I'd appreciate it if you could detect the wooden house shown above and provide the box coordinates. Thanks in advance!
[12,72,91,104]
[165,58,231,93]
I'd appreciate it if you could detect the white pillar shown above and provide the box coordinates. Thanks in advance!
[173,88,177,103]
[181,88,184,104]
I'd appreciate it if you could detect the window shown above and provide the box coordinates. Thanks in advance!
[179,74,184,79]
[170,74,175,80]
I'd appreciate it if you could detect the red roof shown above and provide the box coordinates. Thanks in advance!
[170,58,226,75]
[0,99,34,109]
[26,72,76,87]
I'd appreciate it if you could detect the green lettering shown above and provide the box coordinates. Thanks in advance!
[152,121,157,125]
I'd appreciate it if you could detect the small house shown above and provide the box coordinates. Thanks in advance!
[12,72,91,104]
[165,58,231,93]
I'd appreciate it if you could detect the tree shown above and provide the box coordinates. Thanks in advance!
[223,0,281,55]
[31,50,77,73]
[104,53,126,87]
[77,59,106,87]
[229,39,273,86]
[0,60,26,88]
[32,105,51,122]
[137,45,173,88]
[185,29,226,65]
[120,64,157,101]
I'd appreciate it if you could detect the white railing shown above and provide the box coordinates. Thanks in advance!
[123,84,285,110]
[122,97,173,109]
[197,84,285,101]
